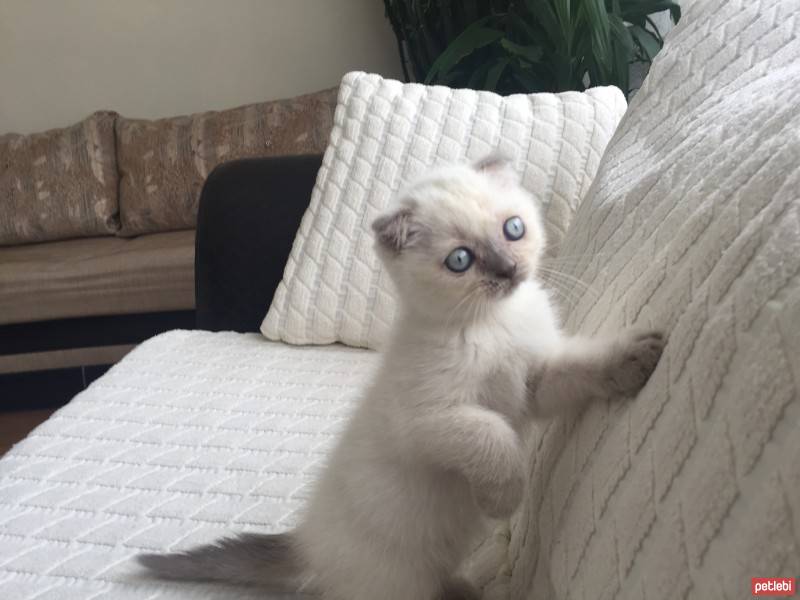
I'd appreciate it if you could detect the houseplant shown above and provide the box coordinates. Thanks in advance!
[383,0,680,98]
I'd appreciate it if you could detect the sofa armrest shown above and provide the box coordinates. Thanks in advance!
[195,154,322,332]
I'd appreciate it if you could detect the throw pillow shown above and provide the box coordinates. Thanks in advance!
[261,71,627,349]
[116,87,338,236]
[0,111,119,245]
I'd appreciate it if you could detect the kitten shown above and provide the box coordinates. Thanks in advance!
[138,155,664,600]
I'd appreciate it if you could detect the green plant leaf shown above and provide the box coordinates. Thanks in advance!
[510,61,548,92]
[629,24,661,61]
[485,57,511,90]
[525,0,564,51]
[608,14,634,54]
[424,18,504,84]
[582,0,612,64]
[554,0,572,31]
[467,60,493,89]
[512,11,545,44]
[500,38,543,63]
[610,24,631,92]
[384,0,678,98]
[619,0,680,24]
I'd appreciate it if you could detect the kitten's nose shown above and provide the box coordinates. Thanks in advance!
[488,252,517,280]
[497,259,517,280]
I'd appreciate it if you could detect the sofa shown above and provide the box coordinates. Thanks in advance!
[0,89,337,406]
[0,1,798,598]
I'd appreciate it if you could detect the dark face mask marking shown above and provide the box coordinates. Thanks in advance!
[479,239,518,281]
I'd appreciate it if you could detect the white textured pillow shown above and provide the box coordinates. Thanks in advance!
[503,1,800,599]
[261,72,626,349]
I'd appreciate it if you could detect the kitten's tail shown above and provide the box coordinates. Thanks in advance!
[136,532,304,588]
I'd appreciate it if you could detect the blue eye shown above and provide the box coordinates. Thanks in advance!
[503,216,525,240]
[445,247,473,273]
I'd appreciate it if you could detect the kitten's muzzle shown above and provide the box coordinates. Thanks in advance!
[481,243,525,295]
[496,261,518,281]
[485,250,517,281]
[483,269,525,298]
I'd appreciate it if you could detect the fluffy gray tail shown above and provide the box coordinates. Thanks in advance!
[137,532,303,588]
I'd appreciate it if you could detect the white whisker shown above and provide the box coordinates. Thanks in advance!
[442,284,483,340]
[537,266,600,299]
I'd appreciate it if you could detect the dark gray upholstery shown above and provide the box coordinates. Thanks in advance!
[194,154,323,332]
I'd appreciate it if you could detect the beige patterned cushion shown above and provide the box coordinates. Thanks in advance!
[0,111,120,245]
[116,88,338,236]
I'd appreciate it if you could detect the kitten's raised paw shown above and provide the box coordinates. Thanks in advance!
[605,329,665,397]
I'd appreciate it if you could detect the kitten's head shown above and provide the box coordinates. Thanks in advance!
[372,155,545,322]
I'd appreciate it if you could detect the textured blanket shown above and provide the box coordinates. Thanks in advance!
[0,331,378,599]
[504,1,800,599]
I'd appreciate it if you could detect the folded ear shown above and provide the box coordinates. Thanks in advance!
[473,152,518,186]
[372,207,422,253]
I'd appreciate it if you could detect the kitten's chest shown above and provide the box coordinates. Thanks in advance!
[460,317,555,420]
[445,334,534,421]
[478,360,529,421]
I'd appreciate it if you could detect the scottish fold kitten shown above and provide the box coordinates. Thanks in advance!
[138,155,664,599]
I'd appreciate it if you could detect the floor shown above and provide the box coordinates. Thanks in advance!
[0,409,56,456]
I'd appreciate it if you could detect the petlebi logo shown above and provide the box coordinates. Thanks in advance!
[751,578,796,596]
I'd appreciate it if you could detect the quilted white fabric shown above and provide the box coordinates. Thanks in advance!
[505,1,800,599]
[261,72,627,350]
[0,331,379,599]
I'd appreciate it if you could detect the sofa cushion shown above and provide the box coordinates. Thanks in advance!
[116,88,338,236]
[0,330,379,598]
[0,230,195,325]
[0,111,119,245]
[505,2,800,599]
[261,72,628,350]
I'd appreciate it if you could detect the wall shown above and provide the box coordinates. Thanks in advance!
[0,0,403,134]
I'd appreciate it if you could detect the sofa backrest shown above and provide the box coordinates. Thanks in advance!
[502,1,800,599]
[0,88,337,246]
[116,87,337,237]
[194,154,322,333]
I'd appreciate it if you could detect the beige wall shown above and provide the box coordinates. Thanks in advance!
[0,0,403,134]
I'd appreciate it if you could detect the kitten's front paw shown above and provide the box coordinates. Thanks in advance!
[473,469,525,519]
[605,329,665,397]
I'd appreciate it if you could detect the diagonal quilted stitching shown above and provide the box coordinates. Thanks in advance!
[0,331,378,599]
[507,2,800,598]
